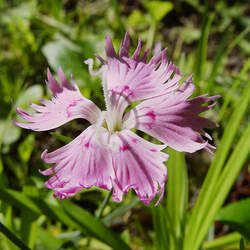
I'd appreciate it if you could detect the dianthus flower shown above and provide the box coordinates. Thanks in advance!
[14,32,219,205]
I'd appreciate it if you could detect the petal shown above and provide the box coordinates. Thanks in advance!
[105,34,117,58]
[119,31,130,58]
[40,125,115,199]
[40,125,168,204]
[14,69,101,131]
[103,34,181,104]
[124,78,220,153]
[110,130,168,205]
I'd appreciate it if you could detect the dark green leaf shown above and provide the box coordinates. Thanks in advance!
[217,199,250,239]
[60,199,130,250]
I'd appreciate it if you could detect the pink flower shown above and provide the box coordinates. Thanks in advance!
[14,32,219,204]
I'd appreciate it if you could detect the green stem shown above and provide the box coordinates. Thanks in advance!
[96,189,113,219]
[0,222,31,250]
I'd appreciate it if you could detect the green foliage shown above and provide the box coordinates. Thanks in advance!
[0,0,249,249]
[42,38,90,86]
[61,200,130,250]
[18,134,35,163]
[143,1,173,22]
[217,199,250,239]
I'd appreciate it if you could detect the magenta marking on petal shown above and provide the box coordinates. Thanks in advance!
[146,111,156,121]
[132,138,137,143]
[66,98,84,118]
[66,102,77,118]
[122,85,133,97]
[150,149,157,152]
[84,141,90,148]
[120,144,129,152]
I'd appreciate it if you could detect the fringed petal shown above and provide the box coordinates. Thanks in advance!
[40,125,114,199]
[110,130,168,205]
[124,77,220,153]
[102,33,181,105]
[40,125,168,204]
[14,68,101,131]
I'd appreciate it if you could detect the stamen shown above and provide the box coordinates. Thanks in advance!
[84,58,103,76]
[94,111,119,152]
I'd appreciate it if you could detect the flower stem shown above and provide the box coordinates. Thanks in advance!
[96,188,113,219]
[0,222,31,250]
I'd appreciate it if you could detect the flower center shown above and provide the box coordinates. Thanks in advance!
[103,110,123,132]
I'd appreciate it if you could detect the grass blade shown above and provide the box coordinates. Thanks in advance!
[50,132,73,144]
[0,188,130,249]
[20,210,38,249]
[194,0,214,84]
[206,27,250,93]
[225,26,250,57]
[166,149,188,249]
[152,204,169,250]
[203,232,242,250]
[193,122,250,250]
[206,30,230,92]
[218,58,250,121]
[103,197,139,226]
[60,199,130,250]
[0,222,31,250]
[184,79,250,249]
[0,189,41,215]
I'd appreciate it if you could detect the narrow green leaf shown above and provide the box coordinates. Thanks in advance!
[194,2,214,83]
[225,26,250,57]
[0,189,129,248]
[96,189,113,219]
[192,123,250,250]
[240,238,246,250]
[206,26,250,93]
[20,210,38,249]
[203,232,241,250]
[217,198,250,239]
[0,189,41,215]
[0,222,31,250]
[1,203,16,250]
[218,58,250,121]
[166,148,188,249]
[184,80,250,250]
[206,30,230,92]
[103,197,139,226]
[60,200,130,250]
[152,204,169,250]
[32,198,79,230]
[50,132,72,144]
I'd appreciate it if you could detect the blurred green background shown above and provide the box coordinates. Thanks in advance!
[0,0,249,249]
